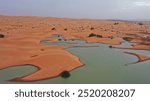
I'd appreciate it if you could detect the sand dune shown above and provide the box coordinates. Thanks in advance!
[0,16,150,82]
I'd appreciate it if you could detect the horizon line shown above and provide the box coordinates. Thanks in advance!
[0,14,150,22]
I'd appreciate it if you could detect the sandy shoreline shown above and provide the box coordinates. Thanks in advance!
[0,16,150,82]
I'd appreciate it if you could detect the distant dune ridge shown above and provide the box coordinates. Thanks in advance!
[0,15,150,82]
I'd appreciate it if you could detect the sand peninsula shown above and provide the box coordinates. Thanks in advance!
[0,16,150,82]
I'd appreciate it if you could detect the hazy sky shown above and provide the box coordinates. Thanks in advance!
[0,0,150,20]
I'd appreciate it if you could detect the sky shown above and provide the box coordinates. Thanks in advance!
[0,0,150,20]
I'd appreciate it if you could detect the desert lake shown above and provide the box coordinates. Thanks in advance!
[1,35,150,84]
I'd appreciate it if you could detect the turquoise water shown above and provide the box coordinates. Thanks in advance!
[41,34,99,47]
[0,35,150,84]
[0,65,38,84]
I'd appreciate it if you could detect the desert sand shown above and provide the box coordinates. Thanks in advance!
[0,16,150,82]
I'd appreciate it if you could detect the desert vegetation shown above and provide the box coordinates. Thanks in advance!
[64,28,68,31]
[138,22,143,25]
[122,37,132,41]
[114,22,119,25]
[61,71,71,78]
[90,27,94,30]
[109,45,113,48]
[88,33,103,38]
[0,34,4,38]
[51,27,56,30]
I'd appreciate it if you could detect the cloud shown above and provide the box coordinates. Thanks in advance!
[120,0,150,10]
[134,1,150,6]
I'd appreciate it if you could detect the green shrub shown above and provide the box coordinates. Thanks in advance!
[109,45,113,48]
[96,35,103,38]
[88,33,103,38]
[138,23,143,25]
[64,28,67,31]
[61,71,70,78]
[58,38,62,41]
[0,34,4,38]
[88,33,97,37]
[108,36,113,39]
[51,27,56,30]
[114,22,119,25]
[123,37,130,41]
[90,27,94,30]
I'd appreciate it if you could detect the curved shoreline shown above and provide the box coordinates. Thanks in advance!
[10,64,85,82]
[124,52,150,65]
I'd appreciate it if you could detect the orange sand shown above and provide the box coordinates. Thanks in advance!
[0,38,83,81]
[0,16,150,82]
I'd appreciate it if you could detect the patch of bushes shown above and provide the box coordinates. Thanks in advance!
[61,71,70,78]
[58,38,62,41]
[108,36,114,39]
[88,33,102,38]
[64,28,68,31]
[51,27,56,30]
[109,45,113,48]
[114,22,119,25]
[90,27,94,30]
[0,34,5,38]
[138,23,143,25]
[89,33,96,37]
[57,34,60,37]
[122,37,131,41]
